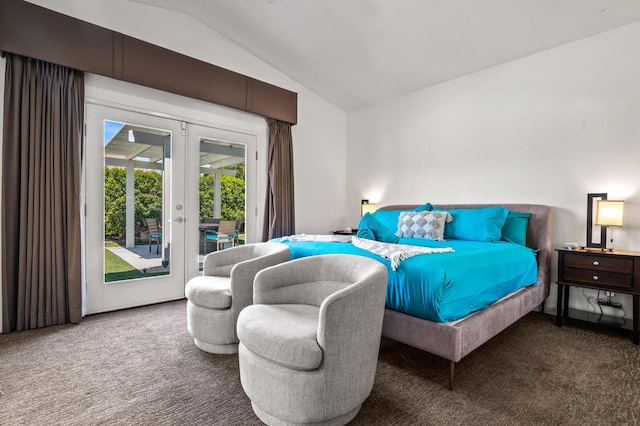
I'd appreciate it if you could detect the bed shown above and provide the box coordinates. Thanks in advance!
[276,203,552,389]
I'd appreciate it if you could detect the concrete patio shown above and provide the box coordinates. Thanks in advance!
[106,244,168,273]
[106,243,221,274]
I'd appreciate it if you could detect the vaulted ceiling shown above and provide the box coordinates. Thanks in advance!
[135,1,640,111]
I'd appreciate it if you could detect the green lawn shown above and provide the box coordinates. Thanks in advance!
[104,248,146,282]
[104,246,169,282]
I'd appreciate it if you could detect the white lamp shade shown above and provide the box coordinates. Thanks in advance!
[361,202,377,216]
[595,200,624,227]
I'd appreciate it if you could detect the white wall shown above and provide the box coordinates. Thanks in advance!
[24,0,349,234]
[347,22,640,315]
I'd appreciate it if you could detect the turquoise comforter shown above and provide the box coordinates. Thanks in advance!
[272,237,538,323]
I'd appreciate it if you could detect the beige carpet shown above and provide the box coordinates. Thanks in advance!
[1,300,638,425]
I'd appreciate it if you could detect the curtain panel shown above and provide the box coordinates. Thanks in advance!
[262,119,295,240]
[1,53,84,332]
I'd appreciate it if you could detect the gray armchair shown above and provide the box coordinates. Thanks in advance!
[185,242,290,354]
[237,254,388,425]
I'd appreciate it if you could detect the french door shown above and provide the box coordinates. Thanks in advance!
[184,124,257,283]
[85,103,256,314]
[86,104,186,313]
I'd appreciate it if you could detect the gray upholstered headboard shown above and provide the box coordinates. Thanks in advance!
[380,204,553,296]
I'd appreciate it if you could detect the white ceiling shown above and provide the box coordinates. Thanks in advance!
[133,0,640,111]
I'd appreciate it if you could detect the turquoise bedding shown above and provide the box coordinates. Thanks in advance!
[272,237,538,323]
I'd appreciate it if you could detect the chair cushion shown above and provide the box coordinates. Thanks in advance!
[205,234,234,241]
[185,276,232,309]
[237,304,322,371]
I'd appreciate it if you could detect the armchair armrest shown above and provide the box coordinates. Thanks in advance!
[252,256,322,303]
[203,245,256,276]
[228,246,290,303]
[201,243,290,313]
[317,265,387,349]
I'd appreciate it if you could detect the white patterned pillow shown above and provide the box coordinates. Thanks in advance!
[395,211,452,240]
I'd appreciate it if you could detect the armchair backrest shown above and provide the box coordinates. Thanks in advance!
[203,242,290,277]
[254,255,386,307]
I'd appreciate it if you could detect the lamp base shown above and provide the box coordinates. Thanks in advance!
[579,246,614,252]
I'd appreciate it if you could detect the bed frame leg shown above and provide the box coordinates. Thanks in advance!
[448,361,455,391]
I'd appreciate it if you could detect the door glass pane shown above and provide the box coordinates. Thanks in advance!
[103,120,171,282]
[198,138,246,269]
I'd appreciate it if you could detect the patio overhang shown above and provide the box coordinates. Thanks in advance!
[104,122,245,247]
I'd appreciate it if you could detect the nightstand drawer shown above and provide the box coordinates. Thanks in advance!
[563,267,633,289]
[564,253,633,274]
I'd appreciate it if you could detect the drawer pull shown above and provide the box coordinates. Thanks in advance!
[593,275,599,281]
[593,260,600,266]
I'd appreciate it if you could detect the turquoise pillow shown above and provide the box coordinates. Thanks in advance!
[357,212,400,243]
[414,202,433,212]
[501,211,531,246]
[371,203,433,234]
[434,206,509,242]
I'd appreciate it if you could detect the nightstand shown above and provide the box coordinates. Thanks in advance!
[556,248,640,344]
[333,229,358,235]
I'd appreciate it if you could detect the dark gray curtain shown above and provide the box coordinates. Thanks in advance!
[262,119,295,240]
[2,53,84,332]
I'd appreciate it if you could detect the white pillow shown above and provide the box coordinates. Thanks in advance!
[396,211,452,240]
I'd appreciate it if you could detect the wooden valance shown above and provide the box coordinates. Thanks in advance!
[0,0,297,124]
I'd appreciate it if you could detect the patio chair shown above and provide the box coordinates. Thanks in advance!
[146,218,162,254]
[205,220,236,251]
[234,220,244,245]
[200,218,220,254]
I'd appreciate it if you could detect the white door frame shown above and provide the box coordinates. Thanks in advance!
[85,103,187,314]
[83,75,267,315]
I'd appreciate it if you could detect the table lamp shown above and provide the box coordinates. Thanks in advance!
[595,200,624,251]
[361,199,377,217]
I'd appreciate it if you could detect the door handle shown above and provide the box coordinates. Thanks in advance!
[170,217,185,224]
